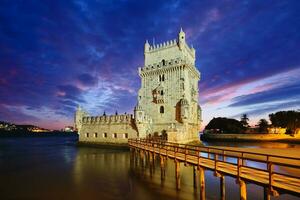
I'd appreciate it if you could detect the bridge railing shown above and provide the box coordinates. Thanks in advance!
[128,138,300,195]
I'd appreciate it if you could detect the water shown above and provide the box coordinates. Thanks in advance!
[0,136,299,200]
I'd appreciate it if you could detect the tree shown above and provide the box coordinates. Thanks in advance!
[240,114,250,129]
[257,119,269,133]
[205,117,244,134]
[269,110,300,133]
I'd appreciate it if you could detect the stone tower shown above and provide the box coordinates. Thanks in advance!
[135,28,202,142]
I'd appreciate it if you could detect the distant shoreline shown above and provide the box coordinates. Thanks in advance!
[200,133,300,144]
[0,131,78,138]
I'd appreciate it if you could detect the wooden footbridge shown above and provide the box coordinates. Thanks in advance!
[128,138,300,200]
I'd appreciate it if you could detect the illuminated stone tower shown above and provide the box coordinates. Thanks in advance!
[134,28,202,142]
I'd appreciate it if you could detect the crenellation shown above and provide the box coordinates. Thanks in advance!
[81,113,133,125]
[148,38,178,53]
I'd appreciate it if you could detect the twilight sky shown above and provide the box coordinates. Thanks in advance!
[0,0,300,130]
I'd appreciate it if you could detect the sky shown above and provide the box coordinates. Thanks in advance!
[0,0,299,130]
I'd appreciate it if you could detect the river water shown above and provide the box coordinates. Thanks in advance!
[0,136,299,200]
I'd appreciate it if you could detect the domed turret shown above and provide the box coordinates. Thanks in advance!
[179,98,189,122]
[134,104,145,123]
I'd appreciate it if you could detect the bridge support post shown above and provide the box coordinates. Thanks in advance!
[264,187,270,200]
[134,149,138,168]
[152,153,156,174]
[146,151,150,168]
[239,179,247,200]
[193,166,197,189]
[220,175,225,200]
[149,152,153,178]
[198,167,205,200]
[140,150,144,168]
[175,160,181,190]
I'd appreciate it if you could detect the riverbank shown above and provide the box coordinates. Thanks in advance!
[200,133,300,143]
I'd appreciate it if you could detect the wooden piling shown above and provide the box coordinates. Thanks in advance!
[239,179,247,200]
[264,187,270,200]
[193,166,197,189]
[220,175,225,200]
[175,160,181,190]
[149,152,153,178]
[198,167,205,200]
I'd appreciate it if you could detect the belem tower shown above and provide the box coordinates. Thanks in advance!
[75,29,202,144]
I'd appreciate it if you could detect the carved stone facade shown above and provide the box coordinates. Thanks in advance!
[75,29,202,144]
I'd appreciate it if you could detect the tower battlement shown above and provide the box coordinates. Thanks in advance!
[146,39,195,58]
[144,29,196,66]
[147,38,177,52]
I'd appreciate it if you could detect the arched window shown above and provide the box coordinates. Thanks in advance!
[159,75,161,82]
[160,106,164,113]
[162,59,166,66]
[160,90,164,95]
[86,133,89,137]
[94,133,98,138]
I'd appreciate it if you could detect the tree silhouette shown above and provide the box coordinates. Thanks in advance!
[269,110,300,134]
[240,114,250,129]
[205,117,244,134]
[257,119,269,133]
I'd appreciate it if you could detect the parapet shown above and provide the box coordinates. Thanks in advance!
[144,39,195,58]
[139,57,190,73]
[82,114,134,125]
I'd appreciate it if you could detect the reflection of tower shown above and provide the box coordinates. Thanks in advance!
[74,106,88,134]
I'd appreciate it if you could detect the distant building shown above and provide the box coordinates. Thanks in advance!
[267,127,287,134]
[63,126,74,132]
[75,29,202,144]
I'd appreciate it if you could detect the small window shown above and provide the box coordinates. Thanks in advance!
[160,90,164,95]
[159,75,161,82]
[113,133,117,138]
[103,133,107,138]
[162,59,166,66]
[86,133,89,137]
[124,133,128,139]
[162,74,165,81]
[94,133,98,138]
[160,106,164,114]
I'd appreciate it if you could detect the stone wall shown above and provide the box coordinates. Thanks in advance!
[79,114,138,144]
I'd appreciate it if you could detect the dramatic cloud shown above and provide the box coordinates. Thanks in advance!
[0,0,299,129]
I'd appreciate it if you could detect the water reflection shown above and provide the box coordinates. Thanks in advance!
[0,137,299,200]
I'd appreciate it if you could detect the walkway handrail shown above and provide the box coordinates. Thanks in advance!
[129,138,300,167]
